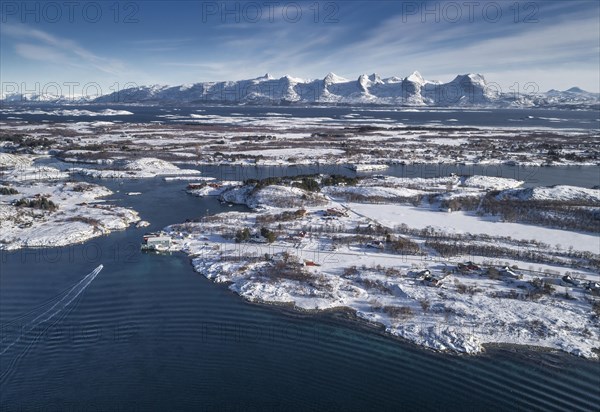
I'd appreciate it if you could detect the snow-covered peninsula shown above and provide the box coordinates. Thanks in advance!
[163,174,600,359]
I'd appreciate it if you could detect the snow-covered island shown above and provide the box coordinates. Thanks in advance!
[70,157,202,179]
[0,153,141,249]
[164,174,600,359]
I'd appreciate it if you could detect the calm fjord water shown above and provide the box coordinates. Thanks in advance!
[1,105,599,130]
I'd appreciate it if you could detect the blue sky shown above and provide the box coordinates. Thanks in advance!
[1,0,599,96]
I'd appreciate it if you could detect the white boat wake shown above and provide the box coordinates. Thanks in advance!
[0,265,103,379]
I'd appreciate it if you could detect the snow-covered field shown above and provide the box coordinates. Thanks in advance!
[322,185,425,200]
[349,203,599,254]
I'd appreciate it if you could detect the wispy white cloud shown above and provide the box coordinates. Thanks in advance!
[14,43,68,62]
[1,24,126,75]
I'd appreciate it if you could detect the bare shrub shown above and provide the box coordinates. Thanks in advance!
[383,305,414,319]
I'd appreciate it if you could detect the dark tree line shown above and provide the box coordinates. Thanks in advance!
[440,193,600,233]
[14,197,58,212]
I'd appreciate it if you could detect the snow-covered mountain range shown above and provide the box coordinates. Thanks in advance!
[3,72,599,108]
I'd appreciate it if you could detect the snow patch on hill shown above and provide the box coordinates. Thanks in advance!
[499,185,600,202]
[0,153,33,168]
[124,157,180,171]
[71,157,201,179]
[221,184,328,210]
[323,185,424,200]
[462,176,524,190]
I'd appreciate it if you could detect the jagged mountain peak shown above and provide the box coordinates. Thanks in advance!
[406,71,425,84]
[259,73,274,80]
[451,73,487,85]
[358,73,382,86]
[368,73,382,83]
[324,72,348,84]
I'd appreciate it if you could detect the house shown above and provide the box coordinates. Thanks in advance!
[585,282,600,293]
[500,266,520,279]
[367,240,385,250]
[303,260,321,267]
[465,261,481,271]
[561,275,579,286]
[141,233,171,251]
[422,273,439,286]
[249,232,268,243]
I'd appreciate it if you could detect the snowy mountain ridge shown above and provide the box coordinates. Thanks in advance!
[3,72,599,108]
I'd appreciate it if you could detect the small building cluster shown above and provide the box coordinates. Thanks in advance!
[141,232,172,251]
